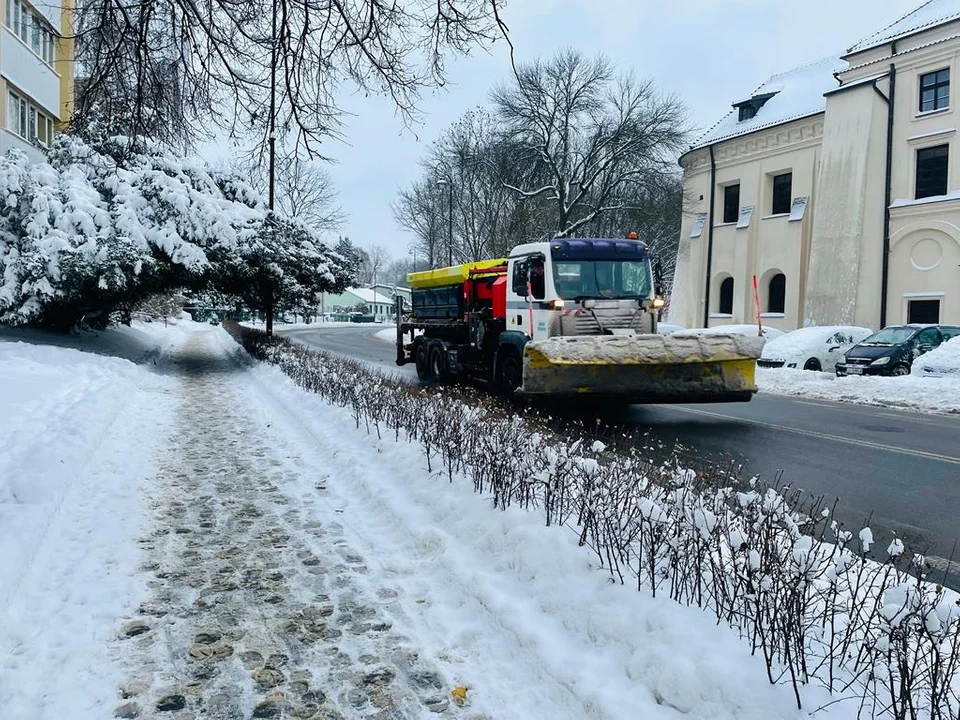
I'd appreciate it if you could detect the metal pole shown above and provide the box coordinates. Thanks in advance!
[447,181,453,266]
[265,0,278,336]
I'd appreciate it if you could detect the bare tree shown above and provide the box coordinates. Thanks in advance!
[247,154,345,231]
[393,179,445,268]
[358,244,391,286]
[491,49,689,239]
[73,0,511,153]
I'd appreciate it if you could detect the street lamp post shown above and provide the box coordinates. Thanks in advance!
[436,176,453,267]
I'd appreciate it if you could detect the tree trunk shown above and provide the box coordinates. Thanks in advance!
[265,289,274,336]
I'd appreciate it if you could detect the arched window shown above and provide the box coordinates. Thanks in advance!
[718,277,734,315]
[767,273,786,313]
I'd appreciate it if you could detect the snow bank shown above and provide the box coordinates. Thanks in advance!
[912,336,960,377]
[231,331,840,719]
[231,323,960,717]
[758,366,960,414]
[0,324,181,718]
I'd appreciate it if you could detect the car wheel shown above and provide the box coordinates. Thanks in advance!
[498,349,523,397]
[803,358,822,372]
[415,342,432,382]
[891,363,910,377]
[428,343,448,384]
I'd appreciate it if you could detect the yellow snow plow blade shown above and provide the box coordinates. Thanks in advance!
[522,333,764,404]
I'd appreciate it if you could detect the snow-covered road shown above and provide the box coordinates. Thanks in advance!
[2,323,838,719]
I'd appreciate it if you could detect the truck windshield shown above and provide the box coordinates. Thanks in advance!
[552,260,652,301]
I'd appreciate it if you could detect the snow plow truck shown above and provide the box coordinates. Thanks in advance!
[395,236,763,404]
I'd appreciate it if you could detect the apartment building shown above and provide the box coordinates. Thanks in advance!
[672,0,960,331]
[1,0,73,162]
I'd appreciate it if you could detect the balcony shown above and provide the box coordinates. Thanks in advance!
[1,26,60,118]
[0,129,45,163]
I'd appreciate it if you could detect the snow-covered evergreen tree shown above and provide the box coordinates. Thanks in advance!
[0,134,350,329]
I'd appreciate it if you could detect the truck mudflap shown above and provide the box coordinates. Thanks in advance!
[521,333,765,404]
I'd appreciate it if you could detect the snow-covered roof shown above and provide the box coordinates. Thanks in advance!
[688,56,847,152]
[347,287,393,305]
[846,0,960,55]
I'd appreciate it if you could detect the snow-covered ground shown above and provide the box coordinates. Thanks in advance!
[1,321,865,718]
[757,367,960,414]
[0,322,181,718]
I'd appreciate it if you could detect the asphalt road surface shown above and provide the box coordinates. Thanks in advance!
[282,324,960,582]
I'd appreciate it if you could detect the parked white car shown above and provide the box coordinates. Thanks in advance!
[680,324,786,340]
[758,325,873,372]
[911,335,960,377]
[657,322,687,335]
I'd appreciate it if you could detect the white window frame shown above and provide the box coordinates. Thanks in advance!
[4,0,57,67]
[6,90,54,147]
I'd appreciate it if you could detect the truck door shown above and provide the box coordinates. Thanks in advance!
[508,255,548,340]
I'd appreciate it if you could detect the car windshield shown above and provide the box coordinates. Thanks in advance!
[551,260,652,300]
[860,327,916,346]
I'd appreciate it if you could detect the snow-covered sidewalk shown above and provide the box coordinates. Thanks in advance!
[757,367,960,414]
[2,324,843,719]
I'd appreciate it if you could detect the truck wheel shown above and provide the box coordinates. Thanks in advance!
[803,358,821,372]
[428,343,449,384]
[415,342,432,381]
[498,349,523,396]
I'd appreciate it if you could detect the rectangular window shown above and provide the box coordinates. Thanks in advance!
[908,299,940,324]
[28,106,36,141]
[738,105,755,122]
[920,68,950,113]
[6,93,19,136]
[915,144,949,199]
[722,184,740,224]
[18,3,29,42]
[771,172,792,215]
[30,13,41,53]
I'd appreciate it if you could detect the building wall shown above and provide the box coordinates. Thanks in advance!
[674,115,823,331]
[680,22,960,332]
[885,36,960,325]
[0,0,73,154]
[804,82,888,329]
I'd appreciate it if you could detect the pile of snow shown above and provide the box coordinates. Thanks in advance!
[681,323,785,340]
[758,367,960,414]
[912,336,960,377]
[0,322,181,717]
[529,332,765,364]
[236,333,843,719]
[234,324,960,716]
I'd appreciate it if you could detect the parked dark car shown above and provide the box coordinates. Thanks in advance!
[835,324,960,377]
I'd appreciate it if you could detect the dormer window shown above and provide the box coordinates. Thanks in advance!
[733,92,777,123]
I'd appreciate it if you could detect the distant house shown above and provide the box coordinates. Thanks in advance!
[318,287,395,321]
[369,284,412,306]
[672,0,960,331]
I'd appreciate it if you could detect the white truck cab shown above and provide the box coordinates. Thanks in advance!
[505,238,661,341]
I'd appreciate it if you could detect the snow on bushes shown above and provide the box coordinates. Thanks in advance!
[227,320,960,719]
[0,136,350,329]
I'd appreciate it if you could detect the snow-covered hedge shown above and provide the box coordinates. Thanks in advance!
[0,136,350,329]
[227,321,960,718]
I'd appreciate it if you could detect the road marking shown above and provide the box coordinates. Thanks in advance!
[668,405,960,465]
[783,397,956,426]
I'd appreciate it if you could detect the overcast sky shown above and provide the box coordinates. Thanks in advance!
[307,0,914,261]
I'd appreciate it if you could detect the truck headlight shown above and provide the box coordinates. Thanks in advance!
[870,356,891,367]
[652,297,665,309]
